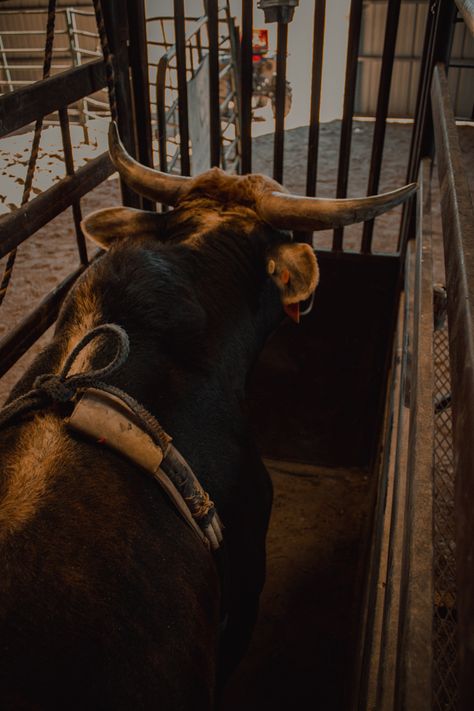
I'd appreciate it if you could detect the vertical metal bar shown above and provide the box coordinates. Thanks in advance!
[398,0,456,253]
[240,0,253,174]
[156,56,169,212]
[431,63,474,711]
[173,0,191,176]
[0,34,14,92]
[361,0,402,254]
[228,11,242,165]
[207,0,221,168]
[58,107,88,266]
[197,27,203,63]
[333,0,364,252]
[394,156,434,711]
[292,0,326,245]
[273,21,288,184]
[306,0,326,197]
[100,0,140,208]
[127,0,154,211]
[66,8,89,144]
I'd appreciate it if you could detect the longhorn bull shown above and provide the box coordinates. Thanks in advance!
[0,124,416,710]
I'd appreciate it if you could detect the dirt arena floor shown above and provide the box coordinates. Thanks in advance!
[1,120,473,709]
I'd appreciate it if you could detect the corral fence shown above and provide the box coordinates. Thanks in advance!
[0,1,473,709]
[0,3,108,139]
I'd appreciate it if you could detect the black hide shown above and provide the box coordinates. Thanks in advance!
[0,207,290,710]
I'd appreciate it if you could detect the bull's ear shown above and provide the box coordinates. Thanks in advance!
[267,242,319,311]
[81,207,165,249]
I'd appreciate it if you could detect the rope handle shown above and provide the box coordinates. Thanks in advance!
[0,324,171,453]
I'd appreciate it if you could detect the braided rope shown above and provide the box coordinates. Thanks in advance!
[0,322,224,549]
[92,0,118,124]
[0,0,57,308]
[0,323,170,452]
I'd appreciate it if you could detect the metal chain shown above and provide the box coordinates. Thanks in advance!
[92,0,118,123]
[0,0,57,308]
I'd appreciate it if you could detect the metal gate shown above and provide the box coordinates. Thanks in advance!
[0,1,473,709]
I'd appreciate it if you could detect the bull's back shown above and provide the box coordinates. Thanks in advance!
[0,413,220,710]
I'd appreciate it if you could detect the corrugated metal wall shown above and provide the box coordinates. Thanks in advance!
[357,0,474,119]
[0,0,99,92]
[1,1,473,119]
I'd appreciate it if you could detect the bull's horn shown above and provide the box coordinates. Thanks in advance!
[108,122,191,206]
[255,183,417,231]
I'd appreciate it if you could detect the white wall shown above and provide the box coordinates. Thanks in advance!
[145,1,351,128]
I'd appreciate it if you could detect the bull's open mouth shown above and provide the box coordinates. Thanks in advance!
[284,291,316,323]
[284,302,301,323]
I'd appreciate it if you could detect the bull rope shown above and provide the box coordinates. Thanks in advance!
[0,0,58,308]
[0,323,222,551]
[0,324,170,448]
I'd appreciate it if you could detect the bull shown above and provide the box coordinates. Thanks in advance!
[0,123,416,709]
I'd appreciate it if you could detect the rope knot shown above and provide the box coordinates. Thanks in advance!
[33,373,75,403]
[0,323,130,431]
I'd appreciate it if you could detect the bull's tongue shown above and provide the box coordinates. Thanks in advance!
[284,302,300,323]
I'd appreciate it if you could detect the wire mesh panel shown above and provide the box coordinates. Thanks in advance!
[433,322,458,711]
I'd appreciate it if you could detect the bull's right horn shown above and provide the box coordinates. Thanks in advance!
[108,122,191,206]
[256,183,417,231]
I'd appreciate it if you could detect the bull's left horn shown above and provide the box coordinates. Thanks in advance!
[108,122,191,206]
[255,183,417,231]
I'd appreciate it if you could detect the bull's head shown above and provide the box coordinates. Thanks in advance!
[83,123,416,322]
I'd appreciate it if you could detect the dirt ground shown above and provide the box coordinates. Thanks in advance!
[221,461,370,710]
[0,119,473,708]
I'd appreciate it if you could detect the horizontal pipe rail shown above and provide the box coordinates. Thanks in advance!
[0,47,69,53]
[0,59,106,138]
[0,254,100,379]
[0,152,114,261]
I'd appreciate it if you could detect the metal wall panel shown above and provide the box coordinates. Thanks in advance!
[357,0,474,119]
